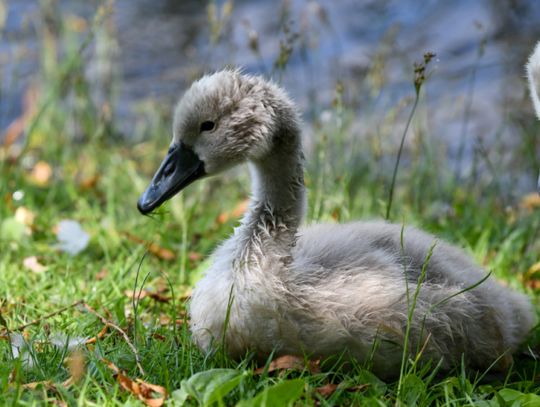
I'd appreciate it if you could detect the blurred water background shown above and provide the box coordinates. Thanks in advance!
[2,0,540,191]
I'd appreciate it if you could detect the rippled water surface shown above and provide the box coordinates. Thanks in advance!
[2,0,540,189]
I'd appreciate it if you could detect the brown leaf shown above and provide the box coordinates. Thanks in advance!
[520,193,540,211]
[175,318,188,326]
[315,383,338,397]
[314,383,370,399]
[79,174,100,191]
[21,380,56,390]
[147,243,175,261]
[179,289,192,302]
[153,278,171,294]
[347,384,370,392]
[15,207,35,226]
[104,358,121,374]
[255,355,320,375]
[103,359,167,406]
[158,314,171,326]
[3,193,14,211]
[124,233,176,261]
[522,261,540,290]
[95,268,108,281]
[124,289,170,303]
[217,199,249,224]
[66,350,85,384]
[528,261,540,275]
[29,161,53,186]
[152,333,166,341]
[188,251,203,262]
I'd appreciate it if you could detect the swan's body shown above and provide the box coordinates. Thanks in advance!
[138,70,534,377]
[527,40,540,193]
[527,41,540,120]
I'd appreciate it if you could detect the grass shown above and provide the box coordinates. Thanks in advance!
[1,2,540,406]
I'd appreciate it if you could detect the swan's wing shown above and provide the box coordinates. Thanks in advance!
[293,221,486,287]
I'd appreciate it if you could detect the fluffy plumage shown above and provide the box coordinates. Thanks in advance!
[527,40,540,119]
[151,69,535,377]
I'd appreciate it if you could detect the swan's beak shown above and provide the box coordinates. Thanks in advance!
[137,143,205,214]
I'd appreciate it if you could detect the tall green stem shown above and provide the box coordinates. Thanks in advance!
[385,92,420,220]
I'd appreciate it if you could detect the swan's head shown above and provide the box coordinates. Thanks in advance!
[137,69,298,214]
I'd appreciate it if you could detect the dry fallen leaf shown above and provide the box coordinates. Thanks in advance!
[315,383,338,397]
[19,376,74,402]
[175,318,188,326]
[528,261,540,275]
[23,256,47,273]
[15,207,35,226]
[29,161,53,186]
[522,261,540,290]
[151,278,169,294]
[124,289,170,303]
[158,314,171,326]
[95,268,108,280]
[520,193,540,211]
[66,349,86,384]
[21,380,56,390]
[255,355,320,375]
[347,384,370,392]
[315,383,370,399]
[124,233,176,261]
[179,289,192,302]
[78,174,100,191]
[188,251,203,262]
[103,359,167,406]
[152,333,167,341]
[217,199,249,224]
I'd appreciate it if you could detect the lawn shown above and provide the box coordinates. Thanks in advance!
[1,2,539,406]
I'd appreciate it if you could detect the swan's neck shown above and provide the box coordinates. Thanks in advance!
[238,127,305,251]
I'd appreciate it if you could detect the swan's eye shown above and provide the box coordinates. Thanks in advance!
[200,121,215,132]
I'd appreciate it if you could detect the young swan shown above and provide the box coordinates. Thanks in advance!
[527,40,540,120]
[527,40,540,193]
[138,70,534,377]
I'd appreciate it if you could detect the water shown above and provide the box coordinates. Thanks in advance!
[2,0,540,190]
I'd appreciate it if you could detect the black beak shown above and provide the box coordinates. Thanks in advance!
[137,142,205,214]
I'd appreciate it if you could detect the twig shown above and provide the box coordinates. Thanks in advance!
[85,324,109,345]
[82,302,145,376]
[10,300,84,332]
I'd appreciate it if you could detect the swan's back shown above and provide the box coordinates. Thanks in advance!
[286,221,533,373]
[295,221,488,286]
